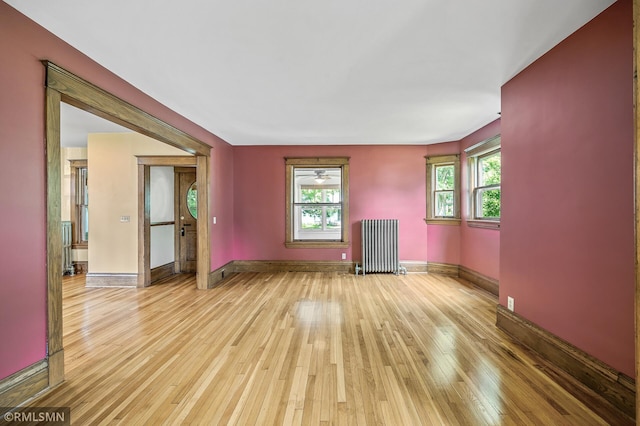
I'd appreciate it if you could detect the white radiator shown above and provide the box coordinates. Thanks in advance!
[356,219,406,275]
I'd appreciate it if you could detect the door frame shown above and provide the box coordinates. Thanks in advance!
[44,62,211,387]
[136,157,198,287]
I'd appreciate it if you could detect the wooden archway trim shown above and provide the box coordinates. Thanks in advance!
[44,62,211,388]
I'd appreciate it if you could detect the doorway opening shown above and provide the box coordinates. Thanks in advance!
[44,61,211,388]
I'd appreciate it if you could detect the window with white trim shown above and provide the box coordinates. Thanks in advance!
[285,157,349,248]
[466,135,501,226]
[425,154,460,225]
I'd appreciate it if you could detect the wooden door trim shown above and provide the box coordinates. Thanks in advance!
[137,157,196,287]
[44,62,212,388]
[634,0,640,419]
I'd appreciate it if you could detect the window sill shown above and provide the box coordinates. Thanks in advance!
[467,220,500,230]
[72,243,88,249]
[424,218,461,226]
[286,241,350,249]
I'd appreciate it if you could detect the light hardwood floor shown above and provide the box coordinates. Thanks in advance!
[28,272,623,424]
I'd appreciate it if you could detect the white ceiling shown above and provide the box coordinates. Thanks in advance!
[7,0,615,146]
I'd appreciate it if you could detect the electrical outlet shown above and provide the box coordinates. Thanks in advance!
[341,253,346,260]
[507,296,515,312]
[120,215,130,223]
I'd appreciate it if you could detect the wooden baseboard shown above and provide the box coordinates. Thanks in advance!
[400,261,429,273]
[496,305,635,419]
[230,260,355,274]
[0,360,48,412]
[459,265,499,296]
[426,262,459,276]
[150,262,175,284]
[86,273,138,287]
[208,261,235,288]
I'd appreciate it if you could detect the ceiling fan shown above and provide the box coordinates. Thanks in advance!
[295,169,332,184]
[313,170,330,184]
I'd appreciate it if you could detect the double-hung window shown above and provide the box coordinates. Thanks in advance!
[465,135,501,227]
[425,155,460,225]
[285,157,349,248]
[69,160,89,246]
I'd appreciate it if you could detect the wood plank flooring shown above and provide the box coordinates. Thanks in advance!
[27,272,619,424]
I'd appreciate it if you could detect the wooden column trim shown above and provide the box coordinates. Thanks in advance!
[45,87,64,387]
[138,164,151,288]
[634,0,640,420]
[43,62,211,156]
[197,155,210,290]
[42,61,213,402]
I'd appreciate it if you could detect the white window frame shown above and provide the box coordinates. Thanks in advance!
[285,157,350,248]
[425,154,461,225]
[465,135,501,229]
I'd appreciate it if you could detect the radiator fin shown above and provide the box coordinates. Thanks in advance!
[357,219,403,275]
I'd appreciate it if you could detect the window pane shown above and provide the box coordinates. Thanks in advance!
[294,168,341,203]
[294,206,342,240]
[325,207,341,229]
[435,165,454,190]
[324,188,341,203]
[435,191,454,217]
[478,188,501,218]
[479,152,501,186]
[81,205,89,242]
[300,207,323,229]
[187,182,198,219]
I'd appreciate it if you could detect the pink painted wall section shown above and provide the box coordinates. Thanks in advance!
[210,142,235,269]
[233,144,459,263]
[501,0,633,376]
[459,119,501,279]
[0,4,233,380]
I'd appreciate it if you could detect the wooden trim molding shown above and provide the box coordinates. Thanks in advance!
[42,61,213,404]
[426,262,459,277]
[45,86,64,389]
[0,361,48,412]
[425,154,461,224]
[137,156,196,166]
[150,262,176,284]
[284,157,350,248]
[44,62,210,156]
[497,305,635,419]
[138,164,151,288]
[208,261,235,288]
[230,260,355,274]
[196,155,211,290]
[633,0,640,419]
[400,261,429,273]
[86,273,138,287]
[459,265,499,296]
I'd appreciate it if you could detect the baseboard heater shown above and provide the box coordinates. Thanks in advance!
[355,219,406,275]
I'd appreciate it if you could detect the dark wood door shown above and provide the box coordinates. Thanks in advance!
[176,169,197,273]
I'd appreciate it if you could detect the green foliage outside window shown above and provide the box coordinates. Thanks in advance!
[300,188,341,229]
[434,165,455,217]
[479,153,501,218]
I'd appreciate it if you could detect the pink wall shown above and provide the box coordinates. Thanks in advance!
[0,3,234,380]
[501,0,634,376]
[233,144,459,264]
[459,119,501,279]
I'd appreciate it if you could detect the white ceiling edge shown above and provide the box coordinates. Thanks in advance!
[7,0,617,146]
